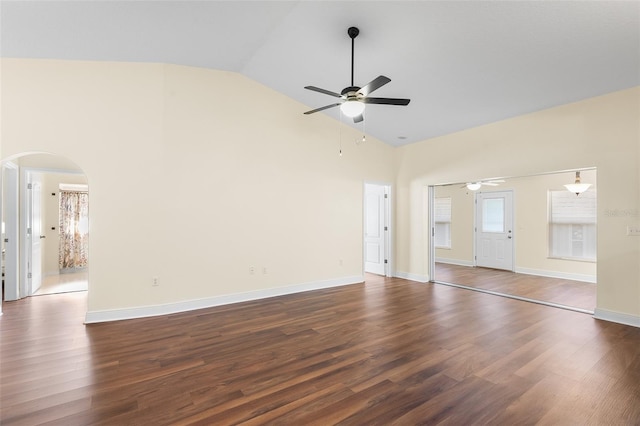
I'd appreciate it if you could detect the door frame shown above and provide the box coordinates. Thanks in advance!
[474,189,515,271]
[1,162,20,305]
[428,185,435,282]
[363,182,392,278]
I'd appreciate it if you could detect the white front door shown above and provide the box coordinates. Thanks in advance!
[475,190,514,271]
[364,184,387,275]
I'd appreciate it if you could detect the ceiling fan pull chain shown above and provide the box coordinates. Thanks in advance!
[362,113,366,143]
[339,110,343,156]
[357,113,366,145]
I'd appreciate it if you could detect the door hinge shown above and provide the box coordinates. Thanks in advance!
[27,183,32,190]
[384,194,388,199]
[4,238,8,243]
[384,226,388,231]
[28,272,32,279]
[384,259,388,264]
[27,227,32,235]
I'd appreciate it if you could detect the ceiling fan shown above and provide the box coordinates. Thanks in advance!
[463,180,506,191]
[303,27,410,123]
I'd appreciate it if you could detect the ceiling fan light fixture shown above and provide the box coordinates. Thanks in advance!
[564,183,591,195]
[340,100,365,117]
[564,171,591,195]
[466,182,482,191]
[303,27,409,122]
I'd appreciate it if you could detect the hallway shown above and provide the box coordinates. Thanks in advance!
[33,270,88,296]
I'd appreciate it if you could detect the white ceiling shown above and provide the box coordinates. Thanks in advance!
[1,1,638,146]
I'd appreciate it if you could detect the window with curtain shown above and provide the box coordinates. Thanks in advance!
[549,190,596,261]
[434,197,452,249]
[59,190,89,271]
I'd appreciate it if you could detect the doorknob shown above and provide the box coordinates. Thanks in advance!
[39,235,46,239]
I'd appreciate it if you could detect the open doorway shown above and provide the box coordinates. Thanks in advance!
[34,182,89,295]
[430,169,597,313]
[1,153,88,305]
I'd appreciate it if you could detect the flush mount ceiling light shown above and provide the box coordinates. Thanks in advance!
[564,171,591,195]
[303,26,410,123]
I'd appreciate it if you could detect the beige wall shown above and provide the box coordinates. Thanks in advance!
[435,170,598,281]
[1,59,395,315]
[434,184,474,265]
[2,58,638,324]
[396,88,640,319]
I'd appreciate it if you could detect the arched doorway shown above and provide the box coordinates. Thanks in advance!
[1,153,89,313]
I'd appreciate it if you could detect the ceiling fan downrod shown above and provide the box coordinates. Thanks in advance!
[348,27,359,88]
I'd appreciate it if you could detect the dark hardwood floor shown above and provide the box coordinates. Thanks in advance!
[1,274,639,425]
[435,263,596,312]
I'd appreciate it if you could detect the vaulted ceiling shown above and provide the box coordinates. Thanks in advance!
[2,1,638,146]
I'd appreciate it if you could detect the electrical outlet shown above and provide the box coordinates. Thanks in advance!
[627,226,640,236]
[152,277,159,287]
[249,266,255,275]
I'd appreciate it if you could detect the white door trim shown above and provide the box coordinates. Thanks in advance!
[1,162,20,305]
[428,186,435,282]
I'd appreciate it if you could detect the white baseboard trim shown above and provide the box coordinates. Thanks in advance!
[515,267,596,284]
[594,308,640,328]
[435,258,475,267]
[85,275,364,324]
[394,271,429,283]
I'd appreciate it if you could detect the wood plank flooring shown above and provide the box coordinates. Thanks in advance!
[435,263,596,312]
[33,271,88,296]
[1,274,639,425]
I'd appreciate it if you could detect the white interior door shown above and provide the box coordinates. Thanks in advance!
[364,184,387,275]
[475,190,514,271]
[22,172,43,298]
[30,181,43,294]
